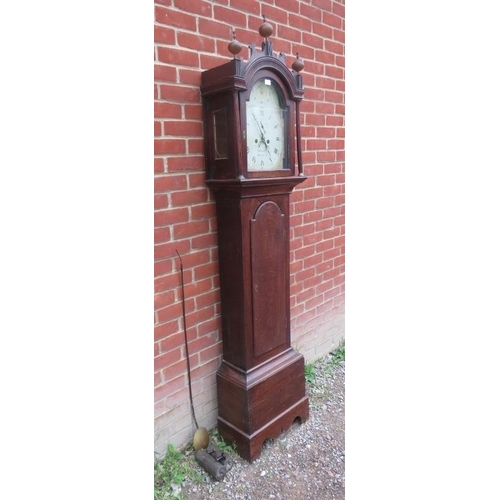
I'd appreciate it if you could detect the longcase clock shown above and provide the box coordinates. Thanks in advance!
[200,18,309,462]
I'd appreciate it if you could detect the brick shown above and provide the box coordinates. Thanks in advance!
[200,54,231,70]
[154,157,164,173]
[190,357,220,381]
[325,90,344,103]
[214,5,247,26]
[334,235,345,249]
[154,240,189,263]
[312,0,334,11]
[153,204,184,227]
[277,25,301,43]
[322,11,342,29]
[199,343,222,364]
[154,102,182,119]
[300,3,321,21]
[155,258,173,277]
[167,155,205,172]
[271,38,292,57]
[154,197,169,212]
[173,219,210,239]
[326,115,343,126]
[188,138,204,154]
[157,47,199,68]
[315,196,334,209]
[188,306,217,334]
[316,175,339,188]
[303,187,324,200]
[177,32,216,53]
[325,65,344,79]
[325,40,344,55]
[159,84,200,103]
[335,80,345,92]
[288,13,312,32]
[301,72,315,88]
[188,172,207,189]
[155,6,197,31]
[179,70,202,87]
[195,288,220,309]
[323,206,342,219]
[154,290,176,313]
[293,200,315,214]
[306,139,327,150]
[229,0,260,15]
[334,28,345,43]
[154,358,187,380]
[312,20,333,39]
[316,76,335,91]
[163,121,203,136]
[174,0,213,15]
[184,105,203,121]
[154,139,186,155]
[303,32,324,50]
[184,277,214,299]
[316,127,336,138]
[154,370,163,387]
[171,188,208,207]
[154,121,161,137]
[316,50,336,65]
[191,232,218,250]
[169,176,192,194]
[327,139,344,150]
[305,114,325,126]
[332,2,345,17]
[196,317,221,338]
[156,301,183,324]
[314,101,335,114]
[155,64,177,83]
[154,25,175,45]
[199,18,232,39]
[154,349,183,373]
[317,150,336,162]
[303,232,324,246]
[303,86,325,100]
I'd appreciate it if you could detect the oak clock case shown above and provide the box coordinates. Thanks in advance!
[200,22,308,463]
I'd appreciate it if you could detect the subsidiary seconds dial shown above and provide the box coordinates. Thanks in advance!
[246,78,286,171]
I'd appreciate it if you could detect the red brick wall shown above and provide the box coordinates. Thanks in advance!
[154,0,345,457]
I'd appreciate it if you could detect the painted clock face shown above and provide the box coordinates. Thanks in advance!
[246,78,286,171]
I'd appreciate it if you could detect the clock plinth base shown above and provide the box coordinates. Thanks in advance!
[216,349,309,463]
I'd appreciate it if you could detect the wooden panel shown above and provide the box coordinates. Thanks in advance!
[250,201,287,359]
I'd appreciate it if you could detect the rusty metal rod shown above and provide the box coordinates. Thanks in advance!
[175,249,200,430]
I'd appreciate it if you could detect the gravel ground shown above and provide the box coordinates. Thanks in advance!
[180,352,345,500]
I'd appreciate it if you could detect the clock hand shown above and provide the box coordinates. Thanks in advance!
[258,120,274,162]
[251,112,273,164]
[259,120,268,136]
[252,112,269,147]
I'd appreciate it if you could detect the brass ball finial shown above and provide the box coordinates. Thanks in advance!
[259,15,273,39]
[292,52,305,73]
[227,30,243,58]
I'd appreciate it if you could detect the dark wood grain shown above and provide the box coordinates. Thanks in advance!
[201,39,309,462]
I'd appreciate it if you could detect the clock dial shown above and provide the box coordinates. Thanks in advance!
[246,78,286,171]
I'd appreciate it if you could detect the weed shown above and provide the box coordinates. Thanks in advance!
[210,428,237,454]
[154,443,204,500]
[304,363,316,384]
[329,339,345,366]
